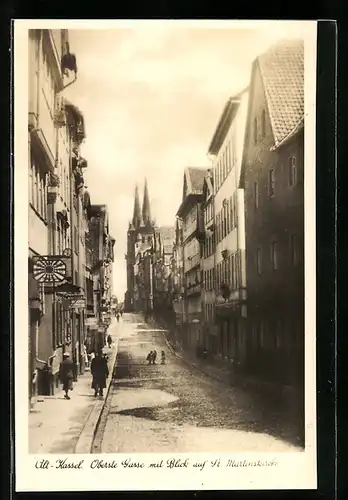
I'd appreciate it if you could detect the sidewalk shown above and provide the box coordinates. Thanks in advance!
[29,327,119,455]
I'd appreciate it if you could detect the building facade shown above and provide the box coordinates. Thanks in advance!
[28,28,79,403]
[199,171,218,355]
[240,39,304,390]
[176,167,208,354]
[207,89,249,368]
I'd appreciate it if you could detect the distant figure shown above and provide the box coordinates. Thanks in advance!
[161,350,166,365]
[146,351,153,365]
[203,348,207,360]
[91,352,109,397]
[116,313,120,323]
[152,350,157,364]
[120,311,123,317]
[59,352,74,400]
[107,334,112,348]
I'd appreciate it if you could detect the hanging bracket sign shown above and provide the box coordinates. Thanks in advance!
[32,255,72,284]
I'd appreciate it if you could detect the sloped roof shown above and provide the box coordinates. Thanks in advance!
[208,87,248,155]
[258,38,304,148]
[187,167,209,195]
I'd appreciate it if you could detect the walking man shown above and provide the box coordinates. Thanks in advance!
[161,350,166,364]
[91,351,109,397]
[146,351,153,365]
[59,352,74,400]
[107,334,112,348]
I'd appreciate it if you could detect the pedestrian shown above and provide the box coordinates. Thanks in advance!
[120,311,123,317]
[203,347,207,360]
[91,351,109,397]
[59,352,74,400]
[116,313,120,323]
[83,345,89,368]
[146,351,153,365]
[161,350,166,365]
[107,334,112,348]
[152,350,157,364]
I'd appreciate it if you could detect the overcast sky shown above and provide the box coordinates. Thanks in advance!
[63,21,310,300]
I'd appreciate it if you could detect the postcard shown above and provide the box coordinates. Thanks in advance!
[15,19,317,491]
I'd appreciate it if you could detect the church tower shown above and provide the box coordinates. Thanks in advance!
[142,177,152,229]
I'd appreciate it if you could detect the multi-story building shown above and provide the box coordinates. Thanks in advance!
[152,226,175,310]
[88,204,115,325]
[207,88,249,368]
[176,167,208,354]
[125,179,155,313]
[28,28,79,403]
[239,39,304,390]
[171,218,185,347]
[198,170,218,355]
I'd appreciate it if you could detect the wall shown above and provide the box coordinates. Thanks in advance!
[182,204,197,242]
[243,61,304,384]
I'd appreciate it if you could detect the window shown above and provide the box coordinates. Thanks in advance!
[261,109,266,138]
[271,241,278,270]
[254,181,259,209]
[256,247,262,275]
[288,156,297,186]
[231,254,235,289]
[290,234,298,265]
[268,169,275,197]
[254,117,258,144]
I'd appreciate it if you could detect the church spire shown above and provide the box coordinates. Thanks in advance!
[142,178,151,226]
[132,184,142,228]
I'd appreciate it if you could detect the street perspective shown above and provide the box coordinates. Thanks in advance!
[25,22,313,462]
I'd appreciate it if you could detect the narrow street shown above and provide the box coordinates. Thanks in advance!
[93,313,301,453]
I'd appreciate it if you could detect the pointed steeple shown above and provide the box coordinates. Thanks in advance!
[142,178,152,226]
[132,185,142,228]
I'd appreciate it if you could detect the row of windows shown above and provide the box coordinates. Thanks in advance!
[29,156,48,221]
[204,202,213,224]
[215,194,237,243]
[213,134,237,193]
[216,252,241,291]
[202,252,241,292]
[203,235,214,258]
[253,156,298,208]
[42,46,57,115]
[204,303,215,323]
[255,234,299,275]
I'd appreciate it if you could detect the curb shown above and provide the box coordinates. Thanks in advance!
[74,338,119,454]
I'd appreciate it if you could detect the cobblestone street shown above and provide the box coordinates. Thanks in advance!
[93,314,302,453]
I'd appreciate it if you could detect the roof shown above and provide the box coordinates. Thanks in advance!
[208,87,248,155]
[258,38,304,148]
[186,167,209,195]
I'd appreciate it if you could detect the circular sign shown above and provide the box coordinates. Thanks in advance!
[33,258,67,283]
[63,248,72,257]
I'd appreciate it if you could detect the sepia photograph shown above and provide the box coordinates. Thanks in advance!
[15,19,317,491]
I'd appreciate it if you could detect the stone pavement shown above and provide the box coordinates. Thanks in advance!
[95,314,301,452]
[149,317,302,444]
[28,321,119,454]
